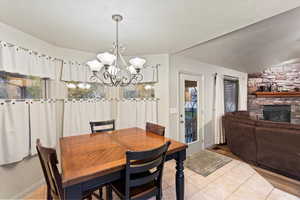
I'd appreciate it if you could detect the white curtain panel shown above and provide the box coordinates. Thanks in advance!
[30,100,57,155]
[0,41,56,79]
[63,99,113,137]
[145,99,158,123]
[63,100,81,137]
[117,100,137,129]
[238,76,248,110]
[214,74,225,144]
[117,99,157,129]
[0,101,30,165]
[136,100,146,129]
[61,61,93,82]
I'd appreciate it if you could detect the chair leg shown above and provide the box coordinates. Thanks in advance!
[156,194,161,200]
[106,185,113,200]
[46,187,52,200]
[99,187,103,200]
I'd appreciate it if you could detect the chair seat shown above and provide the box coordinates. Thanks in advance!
[111,172,158,199]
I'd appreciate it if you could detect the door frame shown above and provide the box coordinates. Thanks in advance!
[178,71,204,148]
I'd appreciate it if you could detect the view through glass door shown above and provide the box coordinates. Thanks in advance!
[179,73,203,145]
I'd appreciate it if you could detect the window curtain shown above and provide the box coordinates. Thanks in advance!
[48,60,68,99]
[30,100,57,155]
[136,100,146,129]
[0,100,30,165]
[0,41,57,79]
[117,99,158,129]
[63,99,112,137]
[214,74,225,144]
[61,60,94,82]
[117,99,137,129]
[238,76,248,110]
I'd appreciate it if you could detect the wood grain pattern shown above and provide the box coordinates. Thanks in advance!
[60,128,187,188]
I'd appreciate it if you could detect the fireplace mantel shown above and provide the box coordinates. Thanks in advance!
[254,92,300,98]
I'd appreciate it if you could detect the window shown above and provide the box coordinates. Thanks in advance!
[122,83,155,99]
[67,82,107,99]
[224,78,239,113]
[0,72,44,99]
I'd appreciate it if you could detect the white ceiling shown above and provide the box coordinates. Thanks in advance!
[0,0,300,56]
[178,6,300,73]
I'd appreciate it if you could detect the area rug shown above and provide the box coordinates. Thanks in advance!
[185,150,232,177]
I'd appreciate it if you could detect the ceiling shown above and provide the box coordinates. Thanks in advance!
[178,6,300,73]
[0,0,300,57]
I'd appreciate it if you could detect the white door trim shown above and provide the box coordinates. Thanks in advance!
[178,71,204,149]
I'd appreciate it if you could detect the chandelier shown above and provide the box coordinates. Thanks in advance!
[87,14,151,87]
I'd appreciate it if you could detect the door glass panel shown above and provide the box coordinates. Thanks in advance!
[184,80,198,143]
[224,79,239,113]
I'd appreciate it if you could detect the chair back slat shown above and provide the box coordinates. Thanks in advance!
[129,156,163,174]
[146,122,165,136]
[124,141,171,199]
[36,139,63,200]
[126,143,169,161]
[90,120,115,133]
[130,170,160,187]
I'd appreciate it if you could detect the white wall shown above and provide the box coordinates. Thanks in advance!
[169,55,248,154]
[0,22,96,199]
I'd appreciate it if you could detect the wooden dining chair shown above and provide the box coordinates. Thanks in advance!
[146,122,165,136]
[90,119,115,133]
[36,139,102,200]
[89,119,115,199]
[109,141,171,200]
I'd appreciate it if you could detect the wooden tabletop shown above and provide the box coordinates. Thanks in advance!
[60,127,187,187]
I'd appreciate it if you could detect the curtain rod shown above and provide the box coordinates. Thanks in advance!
[0,98,160,102]
[1,40,72,63]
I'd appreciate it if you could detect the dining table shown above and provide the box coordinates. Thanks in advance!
[60,127,188,200]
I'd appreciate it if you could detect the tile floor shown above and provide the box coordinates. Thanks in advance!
[25,158,300,200]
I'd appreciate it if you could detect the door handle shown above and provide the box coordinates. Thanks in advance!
[180,120,185,123]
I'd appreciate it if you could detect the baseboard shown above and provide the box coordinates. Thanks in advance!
[11,179,44,199]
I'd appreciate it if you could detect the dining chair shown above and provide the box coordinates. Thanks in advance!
[109,141,171,200]
[90,119,115,133]
[146,122,165,136]
[89,119,115,199]
[36,139,102,200]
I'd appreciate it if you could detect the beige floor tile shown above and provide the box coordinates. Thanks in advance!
[227,186,270,200]
[188,191,215,200]
[242,173,273,196]
[185,168,199,177]
[221,163,255,185]
[165,160,176,170]
[267,188,300,200]
[162,186,176,200]
[201,174,244,200]
[185,179,202,199]
[187,172,210,190]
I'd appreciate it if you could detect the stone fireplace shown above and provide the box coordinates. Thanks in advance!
[248,96,300,124]
[263,105,291,122]
[248,63,300,124]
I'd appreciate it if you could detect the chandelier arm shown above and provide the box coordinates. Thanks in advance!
[119,52,129,68]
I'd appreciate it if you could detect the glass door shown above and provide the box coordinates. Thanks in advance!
[179,73,203,145]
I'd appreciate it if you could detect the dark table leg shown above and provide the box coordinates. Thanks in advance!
[64,184,82,200]
[175,149,186,200]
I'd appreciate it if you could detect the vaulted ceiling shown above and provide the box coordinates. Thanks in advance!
[178,6,300,73]
[0,0,300,59]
